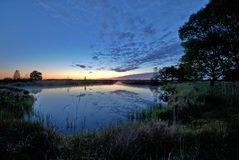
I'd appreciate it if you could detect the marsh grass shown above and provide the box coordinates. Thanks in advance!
[0,120,61,160]
[0,86,34,120]
[127,103,171,122]
[66,120,239,160]
[168,82,239,123]
[0,86,62,159]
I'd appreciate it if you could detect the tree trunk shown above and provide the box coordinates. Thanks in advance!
[210,79,215,87]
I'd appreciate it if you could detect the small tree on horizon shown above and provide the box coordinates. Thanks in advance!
[30,70,42,80]
[13,70,21,80]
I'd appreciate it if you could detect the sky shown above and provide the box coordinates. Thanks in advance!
[0,0,209,80]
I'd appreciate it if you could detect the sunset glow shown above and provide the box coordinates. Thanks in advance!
[0,0,209,80]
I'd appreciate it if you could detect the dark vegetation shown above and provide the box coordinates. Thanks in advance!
[121,80,163,85]
[0,86,60,160]
[30,70,42,80]
[151,0,239,87]
[0,86,34,120]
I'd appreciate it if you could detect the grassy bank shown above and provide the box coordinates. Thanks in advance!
[0,86,60,160]
[1,82,239,159]
[0,86,34,120]
[167,82,239,124]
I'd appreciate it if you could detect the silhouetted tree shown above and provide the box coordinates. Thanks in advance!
[13,70,21,80]
[223,67,239,82]
[153,65,191,83]
[153,67,158,78]
[30,70,42,80]
[158,66,177,82]
[179,0,239,86]
[175,63,191,82]
[168,66,177,82]
[150,67,159,85]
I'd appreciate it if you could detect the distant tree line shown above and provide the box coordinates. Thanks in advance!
[4,70,42,81]
[152,0,239,86]
[151,65,188,84]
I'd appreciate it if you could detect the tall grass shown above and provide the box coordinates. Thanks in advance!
[65,120,239,160]
[167,82,239,123]
[127,103,171,122]
[0,120,60,160]
[0,86,61,160]
[0,86,34,120]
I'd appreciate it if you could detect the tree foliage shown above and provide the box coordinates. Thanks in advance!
[151,65,189,83]
[158,66,176,82]
[13,70,21,80]
[30,70,42,80]
[179,0,239,85]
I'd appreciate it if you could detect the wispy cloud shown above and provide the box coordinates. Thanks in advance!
[37,0,52,11]
[111,66,139,72]
[92,40,182,72]
[71,63,87,69]
[37,0,209,72]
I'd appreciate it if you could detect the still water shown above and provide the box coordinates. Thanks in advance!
[24,83,165,134]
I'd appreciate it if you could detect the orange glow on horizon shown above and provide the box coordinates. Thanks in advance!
[0,70,130,80]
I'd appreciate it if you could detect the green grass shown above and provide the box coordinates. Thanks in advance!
[127,104,171,122]
[0,86,34,120]
[167,82,239,124]
[0,86,61,159]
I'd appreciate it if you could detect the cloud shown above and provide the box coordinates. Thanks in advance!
[92,40,182,72]
[96,67,105,71]
[85,0,196,72]
[143,25,156,37]
[71,63,87,69]
[92,56,99,60]
[117,32,135,41]
[111,66,139,72]
[160,31,174,40]
[75,64,86,68]
[37,0,209,72]
[37,0,52,10]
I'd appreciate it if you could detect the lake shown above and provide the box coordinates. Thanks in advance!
[23,82,165,134]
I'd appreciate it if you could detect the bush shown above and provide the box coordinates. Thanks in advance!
[0,120,60,160]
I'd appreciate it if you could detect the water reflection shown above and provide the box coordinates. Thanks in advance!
[30,89,42,94]
[24,84,165,134]
[150,86,163,103]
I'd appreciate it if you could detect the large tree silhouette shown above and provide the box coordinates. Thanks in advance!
[30,70,42,80]
[179,0,239,86]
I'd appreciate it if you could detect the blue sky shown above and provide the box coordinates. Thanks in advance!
[0,0,209,79]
